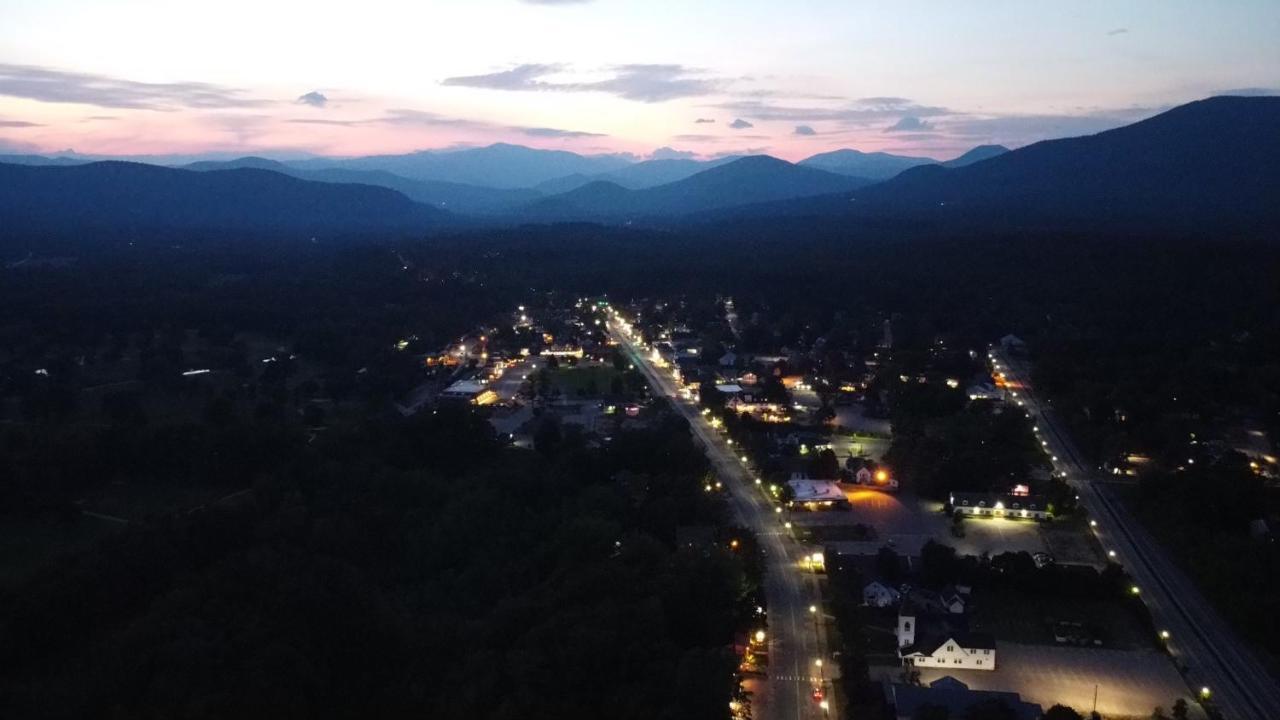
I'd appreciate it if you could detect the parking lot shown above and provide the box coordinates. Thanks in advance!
[793,489,1047,558]
[910,642,1200,719]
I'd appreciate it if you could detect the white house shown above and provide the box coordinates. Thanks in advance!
[950,492,1050,521]
[863,581,901,608]
[897,610,995,671]
[900,633,997,671]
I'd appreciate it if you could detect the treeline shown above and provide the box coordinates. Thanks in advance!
[0,404,755,720]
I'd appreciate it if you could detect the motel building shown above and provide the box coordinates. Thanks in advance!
[948,490,1050,521]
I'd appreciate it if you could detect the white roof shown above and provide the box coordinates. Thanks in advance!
[715,384,744,394]
[444,380,487,395]
[788,479,846,502]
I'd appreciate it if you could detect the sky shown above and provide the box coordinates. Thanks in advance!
[0,0,1277,162]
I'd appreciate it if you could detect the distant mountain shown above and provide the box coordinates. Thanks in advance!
[185,157,539,214]
[798,149,937,180]
[0,154,87,167]
[534,156,741,194]
[941,145,1009,168]
[295,143,635,189]
[524,155,872,221]
[0,161,444,236]
[710,96,1280,235]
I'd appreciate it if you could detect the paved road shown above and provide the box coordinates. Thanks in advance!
[610,317,834,720]
[993,349,1280,720]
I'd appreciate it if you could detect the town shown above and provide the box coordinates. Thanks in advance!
[383,292,1278,720]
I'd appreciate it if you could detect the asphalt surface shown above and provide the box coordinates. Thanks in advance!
[993,349,1280,720]
[610,319,834,720]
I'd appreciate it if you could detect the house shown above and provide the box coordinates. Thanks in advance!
[949,491,1051,520]
[898,624,996,671]
[786,479,848,509]
[441,379,498,405]
[903,587,966,615]
[719,351,738,367]
[885,677,1041,720]
[863,581,902,608]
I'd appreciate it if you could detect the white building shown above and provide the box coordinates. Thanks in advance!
[949,492,1050,520]
[897,597,994,671]
[863,581,902,608]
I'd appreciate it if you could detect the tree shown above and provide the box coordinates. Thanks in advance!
[812,448,839,479]
[876,546,902,585]
[1043,705,1084,720]
[1171,699,1189,720]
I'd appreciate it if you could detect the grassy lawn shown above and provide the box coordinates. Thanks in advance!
[551,364,620,397]
[1039,516,1106,566]
[971,585,1159,651]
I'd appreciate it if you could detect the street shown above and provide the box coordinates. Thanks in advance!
[993,350,1280,720]
[610,317,835,720]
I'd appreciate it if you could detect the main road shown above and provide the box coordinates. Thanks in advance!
[993,348,1280,720]
[609,315,834,720]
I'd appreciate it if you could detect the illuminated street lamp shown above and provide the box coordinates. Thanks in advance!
[809,605,817,614]
[1160,630,1171,640]
[1108,550,1117,558]
[1200,687,1211,700]
[1130,585,1141,595]
[755,630,766,644]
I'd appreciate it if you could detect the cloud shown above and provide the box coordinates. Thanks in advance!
[0,119,42,128]
[943,107,1159,145]
[714,98,949,125]
[884,116,934,132]
[710,146,769,158]
[729,118,754,129]
[0,63,268,110]
[443,63,722,102]
[672,133,720,143]
[1106,28,1128,36]
[695,118,715,124]
[518,126,605,138]
[857,96,914,106]
[287,108,600,139]
[297,91,328,107]
[649,146,697,160]
[1215,87,1276,97]
[522,0,593,4]
[793,125,816,136]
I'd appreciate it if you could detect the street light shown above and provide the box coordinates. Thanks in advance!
[809,605,818,614]
[1160,630,1170,640]
[1200,687,1211,699]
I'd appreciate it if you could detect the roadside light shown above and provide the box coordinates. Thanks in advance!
[1160,630,1170,640]
[784,521,792,529]
[755,478,763,485]
[1200,687,1211,699]
[775,507,783,514]
[1090,520,1097,527]
[1130,585,1141,595]
[1108,550,1117,558]
[730,539,740,549]
[741,456,749,463]
[809,605,817,614]
[755,630,766,643]
[819,700,829,712]
[875,470,889,482]
[814,659,823,668]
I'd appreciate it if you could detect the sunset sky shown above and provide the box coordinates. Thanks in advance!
[1,0,1276,161]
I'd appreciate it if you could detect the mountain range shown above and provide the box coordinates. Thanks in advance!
[1,96,1275,239]
[719,96,1280,233]
[0,161,444,236]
